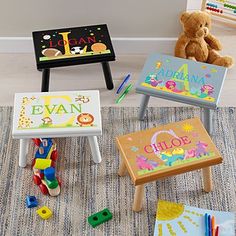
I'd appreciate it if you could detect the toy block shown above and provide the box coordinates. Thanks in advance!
[26,196,38,208]
[35,138,53,159]
[88,208,112,228]
[44,177,58,189]
[34,158,52,170]
[36,206,52,220]
[47,138,53,143]
[35,148,48,159]
[44,167,55,181]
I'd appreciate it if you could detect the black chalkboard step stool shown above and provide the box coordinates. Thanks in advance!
[32,24,116,91]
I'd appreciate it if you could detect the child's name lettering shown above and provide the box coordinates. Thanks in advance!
[144,136,191,153]
[49,31,97,56]
[31,104,82,115]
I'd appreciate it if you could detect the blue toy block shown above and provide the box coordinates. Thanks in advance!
[44,167,55,181]
[35,138,53,159]
[26,196,38,208]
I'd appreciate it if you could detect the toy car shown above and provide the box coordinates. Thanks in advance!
[32,138,61,196]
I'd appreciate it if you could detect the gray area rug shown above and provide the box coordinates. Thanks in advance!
[0,107,235,236]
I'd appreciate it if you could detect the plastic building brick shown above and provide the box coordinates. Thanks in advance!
[26,196,38,208]
[34,158,52,170]
[44,167,55,181]
[36,206,52,220]
[88,208,112,228]
[35,138,54,159]
[44,177,59,189]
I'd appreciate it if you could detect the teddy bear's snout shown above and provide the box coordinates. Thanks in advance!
[196,27,209,38]
[203,27,209,36]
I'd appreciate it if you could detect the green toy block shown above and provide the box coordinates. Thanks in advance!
[88,208,112,228]
[44,177,58,189]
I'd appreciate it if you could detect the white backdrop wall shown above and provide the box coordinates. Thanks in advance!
[0,0,187,37]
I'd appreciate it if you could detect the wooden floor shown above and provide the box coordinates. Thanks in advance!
[0,24,235,107]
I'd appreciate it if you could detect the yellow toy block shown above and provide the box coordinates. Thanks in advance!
[36,206,52,220]
[34,158,52,170]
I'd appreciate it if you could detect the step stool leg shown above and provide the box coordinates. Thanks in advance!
[19,139,29,167]
[41,68,50,92]
[138,95,150,120]
[101,62,114,90]
[118,158,127,176]
[132,184,145,212]
[202,167,213,192]
[88,136,102,163]
[203,108,212,134]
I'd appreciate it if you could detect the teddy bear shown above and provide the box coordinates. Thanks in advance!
[175,11,234,68]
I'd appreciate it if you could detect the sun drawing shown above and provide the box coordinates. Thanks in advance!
[155,200,203,236]
[182,123,194,132]
[157,200,184,221]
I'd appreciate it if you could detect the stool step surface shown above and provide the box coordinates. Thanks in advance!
[116,118,222,185]
[32,24,115,69]
[136,53,227,109]
[12,90,102,138]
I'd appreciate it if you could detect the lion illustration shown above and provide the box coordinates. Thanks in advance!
[77,113,94,127]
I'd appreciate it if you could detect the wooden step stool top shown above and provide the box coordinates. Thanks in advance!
[116,118,222,186]
[135,53,227,109]
[12,90,102,139]
[32,24,115,69]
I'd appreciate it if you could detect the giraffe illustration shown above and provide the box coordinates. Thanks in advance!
[18,97,34,129]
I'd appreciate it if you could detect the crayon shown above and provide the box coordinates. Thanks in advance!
[215,226,219,236]
[211,216,215,235]
[115,84,133,104]
[205,213,209,236]
[116,74,131,94]
[208,215,212,236]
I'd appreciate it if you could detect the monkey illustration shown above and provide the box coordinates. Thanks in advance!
[42,117,52,125]
[75,95,90,104]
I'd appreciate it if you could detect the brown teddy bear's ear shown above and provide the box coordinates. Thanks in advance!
[180,12,191,23]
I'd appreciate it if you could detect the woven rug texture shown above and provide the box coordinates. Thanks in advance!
[0,107,235,236]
